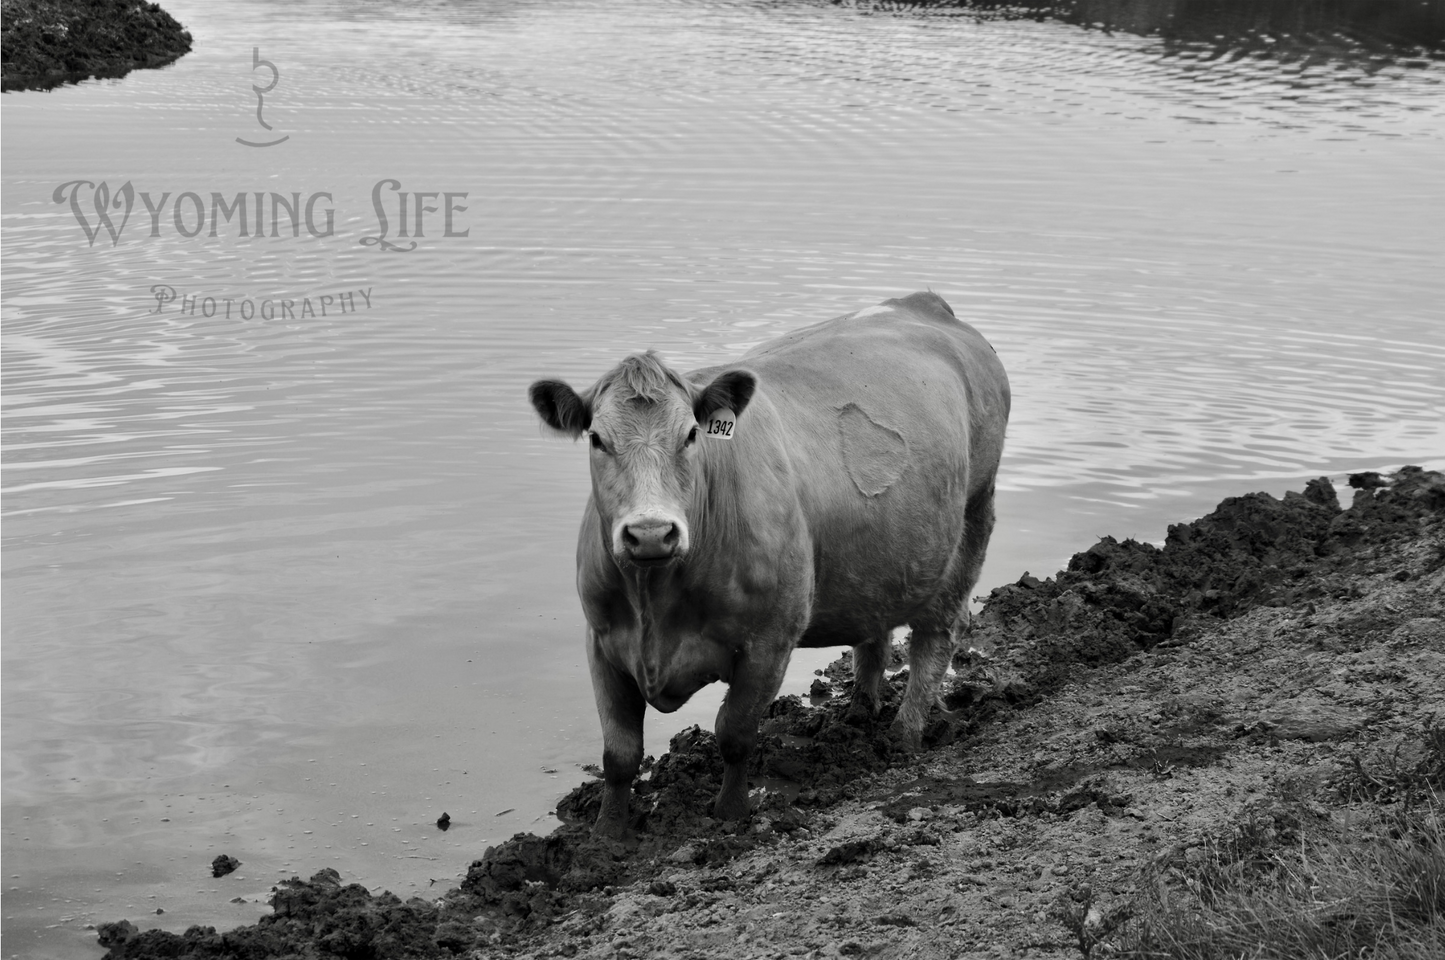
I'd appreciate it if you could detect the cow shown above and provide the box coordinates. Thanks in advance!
[528,291,1010,838]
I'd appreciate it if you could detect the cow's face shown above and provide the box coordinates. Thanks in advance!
[530,353,754,569]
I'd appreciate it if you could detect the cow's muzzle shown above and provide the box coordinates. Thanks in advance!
[615,515,687,566]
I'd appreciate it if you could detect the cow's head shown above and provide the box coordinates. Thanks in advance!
[530,352,755,569]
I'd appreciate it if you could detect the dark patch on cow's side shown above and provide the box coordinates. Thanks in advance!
[837,403,909,497]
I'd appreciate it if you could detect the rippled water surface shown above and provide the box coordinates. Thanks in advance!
[3,0,1443,953]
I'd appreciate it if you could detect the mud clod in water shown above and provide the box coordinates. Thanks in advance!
[96,920,137,949]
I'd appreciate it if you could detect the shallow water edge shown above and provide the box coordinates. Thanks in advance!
[87,466,1445,958]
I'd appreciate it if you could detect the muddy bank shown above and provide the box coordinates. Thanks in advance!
[2,0,191,92]
[925,0,1445,59]
[96,467,1445,958]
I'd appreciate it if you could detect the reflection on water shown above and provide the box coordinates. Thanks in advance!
[856,0,1445,130]
[2,0,1443,954]
[950,0,1445,55]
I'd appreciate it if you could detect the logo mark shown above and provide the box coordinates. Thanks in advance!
[53,180,136,247]
[237,47,289,148]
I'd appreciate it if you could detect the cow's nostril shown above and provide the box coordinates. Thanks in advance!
[622,519,681,560]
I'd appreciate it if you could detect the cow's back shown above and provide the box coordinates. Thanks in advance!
[738,293,1009,643]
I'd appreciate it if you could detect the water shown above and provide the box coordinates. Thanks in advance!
[3,0,1442,954]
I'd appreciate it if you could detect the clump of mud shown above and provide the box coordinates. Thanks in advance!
[969,467,1444,700]
[96,467,1445,959]
[2,0,193,92]
[98,869,455,958]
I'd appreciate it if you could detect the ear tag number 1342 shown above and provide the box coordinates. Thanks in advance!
[704,409,737,441]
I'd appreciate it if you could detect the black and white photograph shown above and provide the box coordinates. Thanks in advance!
[3,1,1443,958]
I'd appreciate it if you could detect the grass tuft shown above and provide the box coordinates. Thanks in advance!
[1336,715,1445,812]
[1115,802,1445,960]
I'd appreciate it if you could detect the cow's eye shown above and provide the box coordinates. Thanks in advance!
[589,431,607,453]
[685,426,698,446]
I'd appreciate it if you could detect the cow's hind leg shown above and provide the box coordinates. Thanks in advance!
[892,484,998,751]
[892,624,956,751]
[956,483,997,617]
[844,633,890,725]
[587,631,646,839]
[713,648,791,822]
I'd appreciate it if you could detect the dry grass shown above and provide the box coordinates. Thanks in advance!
[1116,800,1445,960]
[1337,716,1445,812]
[1108,718,1445,960]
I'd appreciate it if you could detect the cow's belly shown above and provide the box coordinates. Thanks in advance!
[801,541,965,645]
[803,455,973,629]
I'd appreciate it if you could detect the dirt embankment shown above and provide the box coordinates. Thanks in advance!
[97,467,1445,959]
[1,0,191,92]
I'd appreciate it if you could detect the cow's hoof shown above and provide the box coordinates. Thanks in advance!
[888,724,923,754]
[712,792,750,823]
[844,698,879,727]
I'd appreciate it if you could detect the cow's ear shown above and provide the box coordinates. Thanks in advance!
[529,379,591,437]
[693,369,757,422]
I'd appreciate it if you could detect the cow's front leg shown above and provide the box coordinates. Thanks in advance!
[713,647,791,822]
[587,631,646,839]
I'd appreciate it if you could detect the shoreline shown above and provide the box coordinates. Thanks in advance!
[1,0,191,92]
[92,466,1445,958]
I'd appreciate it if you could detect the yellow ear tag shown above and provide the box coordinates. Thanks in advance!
[702,409,737,441]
